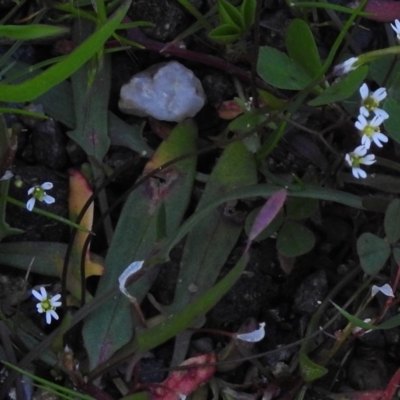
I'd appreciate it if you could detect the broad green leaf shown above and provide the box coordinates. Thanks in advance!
[384,199,400,244]
[0,25,68,40]
[208,24,241,43]
[286,197,318,220]
[357,232,391,275]
[0,0,131,102]
[308,66,368,106]
[277,221,315,257]
[239,0,256,30]
[299,351,328,382]
[218,0,245,29]
[93,253,250,375]
[83,120,197,370]
[68,19,111,161]
[257,46,312,90]
[167,141,257,315]
[384,98,400,145]
[285,19,322,78]
[245,208,284,242]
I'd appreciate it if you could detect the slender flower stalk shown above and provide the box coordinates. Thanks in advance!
[345,146,376,179]
[26,182,55,211]
[355,115,388,149]
[31,287,61,324]
[359,83,389,119]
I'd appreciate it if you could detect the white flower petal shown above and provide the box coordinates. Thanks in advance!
[49,310,59,321]
[353,167,366,179]
[334,57,359,75]
[45,312,52,325]
[361,135,371,149]
[354,145,367,156]
[371,284,394,298]
[39,287,47,299]
[27,187,35,195]
[32,289,44,301]
[26,198,36,211]
[371,115,384,127]
[374,108,389,120]
[345,154,352,167]
[359,106,369,117]
[372,87,387,101]
[36,304,44,313]
[0,170,13,181]
[236,322,266,342]
[119,260,145,299]
[362,154,376,165]
[372,133,388,147]
[41,182,53,190]
[359,83,369,99]
[43,195,55,205]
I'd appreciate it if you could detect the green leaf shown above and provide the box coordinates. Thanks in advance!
[357,232,391,275]
[0,0,131,102]
[299,351,328,382]
[239,0,256,29]
[332,302,400,331]
[286,197,318,220]
[276,221,315,257]
[96,253,250,373]
[83,120,198,370]
[228,110,267,132]
[308,66,368,106]
[384,199,400,244]
[384,98,400,145]
[167,141,257,315]
[217,0,245,29]
[0,24,68,40]
[67,19,111,161]
[257,46,312,90]
[208,24,241,44]
[285,19,322,78]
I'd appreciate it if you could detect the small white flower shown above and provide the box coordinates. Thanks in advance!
[355,114,388,149]
[333,57,359,75]
[371,283,394,298]
[26,182,55,211]
[345,145,376,179]
[359,83,389,119]
[236,322,266,342]
[391,19,400,42]
[31,287,61,325]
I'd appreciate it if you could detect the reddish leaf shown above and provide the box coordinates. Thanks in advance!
[216,100,244,120]
[246,189,287,251]
[150,353,217,400]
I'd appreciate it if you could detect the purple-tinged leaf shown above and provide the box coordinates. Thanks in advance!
[246,189,287,251]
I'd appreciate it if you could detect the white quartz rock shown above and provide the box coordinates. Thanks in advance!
[119,61,206,122]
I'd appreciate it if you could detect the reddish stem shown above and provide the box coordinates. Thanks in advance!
[121,28,270,90]
[363,0,400,22]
